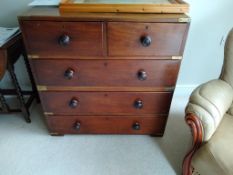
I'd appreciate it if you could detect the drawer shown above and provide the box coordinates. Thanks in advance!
[108,22,188,56]
[46,115,167,135]
[31,59,180,87]
[40,91,173,115]
[20,21,104,57]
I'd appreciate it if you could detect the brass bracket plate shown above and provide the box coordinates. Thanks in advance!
[37,85,47,91]
[44,112,54,115]
[164,86,175,91]
[28,54,39,59]
[178,18,191,23]
[172,56,183,60]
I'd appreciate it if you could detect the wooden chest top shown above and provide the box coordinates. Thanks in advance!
[19,7,190,22]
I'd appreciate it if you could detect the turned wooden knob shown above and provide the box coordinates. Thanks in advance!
[59,34,70,46]
[74,122,81,130]
[134,99,143,109]
[132,122,141,130]
[64,68,74,79]
[69,98,79,108]
[140,36,152,47]
[137,69,147,81]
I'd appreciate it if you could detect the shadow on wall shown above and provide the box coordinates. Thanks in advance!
[155,95,192,174]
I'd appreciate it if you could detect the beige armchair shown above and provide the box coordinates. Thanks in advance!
[183,28,233,175]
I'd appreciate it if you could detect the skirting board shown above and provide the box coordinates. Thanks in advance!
[174,84,199,96]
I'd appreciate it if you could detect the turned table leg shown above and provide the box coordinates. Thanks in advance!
[0,89,10,112]
[7,62,31,123]
[22,51,40,103]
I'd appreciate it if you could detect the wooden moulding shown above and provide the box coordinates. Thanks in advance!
[36,86,175,92]
[182,113,203,175]
[59,0,189,14]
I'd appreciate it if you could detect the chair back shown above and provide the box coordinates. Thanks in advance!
[220,28,233,87]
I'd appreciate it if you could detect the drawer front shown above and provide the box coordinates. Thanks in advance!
[31,59,180,87]
[40,91,173,115]
[108,22,188,56]
[20,21,104,57]
[46,115,167,135]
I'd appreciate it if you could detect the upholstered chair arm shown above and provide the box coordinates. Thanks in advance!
[185,79,233,142]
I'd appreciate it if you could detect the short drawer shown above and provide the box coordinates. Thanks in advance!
[40,91,173,115]
[20,21,104,57]
[31,59,180,87]
[108,22,188,56]
[46,115,167,135]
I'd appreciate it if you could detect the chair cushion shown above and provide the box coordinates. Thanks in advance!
[191,113,233,175]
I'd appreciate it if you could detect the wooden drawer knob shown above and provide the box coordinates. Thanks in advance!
[74,122,81,130]
[140,36,152,47]
[69,98,79,108]
[64,68,75,79]
[132,122,141,130]
[134,99,143,109]
[59,34,70,46]
[137,69,147,81]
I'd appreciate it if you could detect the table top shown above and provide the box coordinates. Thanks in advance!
[0,34,23,79]
[0,33,22,50]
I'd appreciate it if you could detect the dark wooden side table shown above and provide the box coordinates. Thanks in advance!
[0,33,39,123]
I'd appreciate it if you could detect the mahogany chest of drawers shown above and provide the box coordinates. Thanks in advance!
[19,8,190,136]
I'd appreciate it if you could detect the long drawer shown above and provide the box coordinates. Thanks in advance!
[30,59,180,87]
[20,21,104,57]
[108,22,188,56]
[46,115,167,135]
[40,91,173,115]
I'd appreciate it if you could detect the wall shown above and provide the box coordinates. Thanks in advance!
[0,0,31,27]
[0,0,233,94]
[178,0,233,86]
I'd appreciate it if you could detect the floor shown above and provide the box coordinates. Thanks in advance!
[0,94,192,175]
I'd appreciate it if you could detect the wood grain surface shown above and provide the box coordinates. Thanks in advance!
[40,91,173,115]
[59,0,189,14]
[46,115,168,135]
[108,22,188,56]
[31,59,180,87]
[18,7,190,23]
[20,21,104,57]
